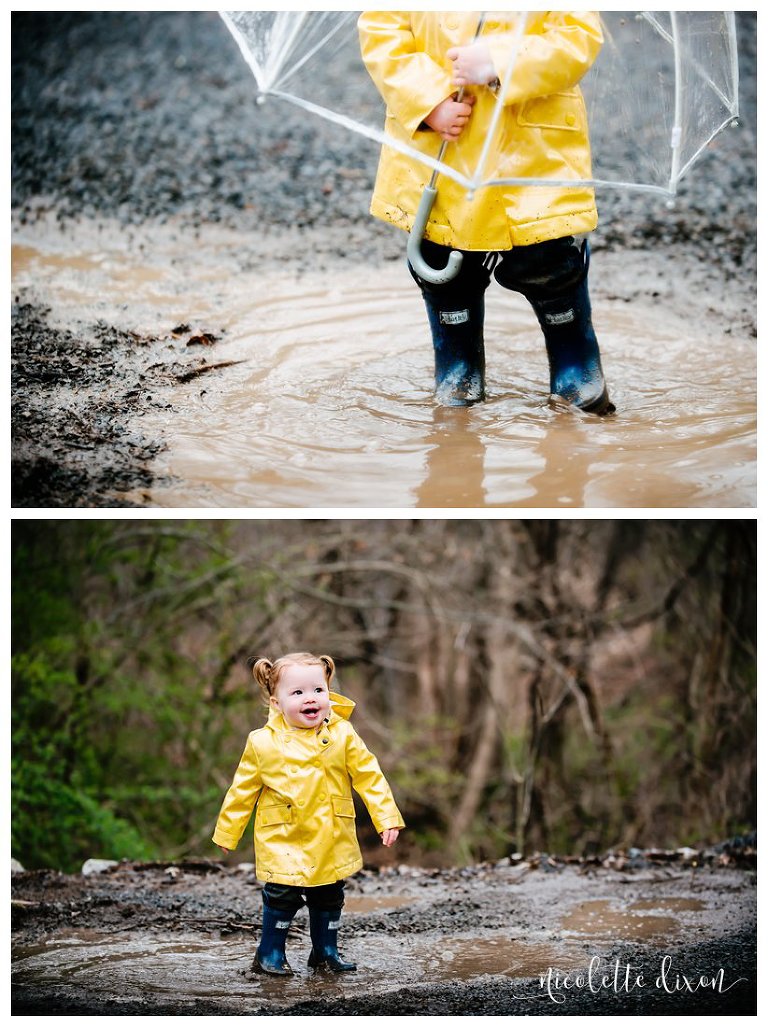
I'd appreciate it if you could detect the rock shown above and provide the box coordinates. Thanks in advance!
[81,858,119,876]
[676,846,702,863]
[11,858,25,874]
[235,862,255,873]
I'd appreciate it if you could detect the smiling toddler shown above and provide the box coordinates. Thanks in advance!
[213,652,405,975]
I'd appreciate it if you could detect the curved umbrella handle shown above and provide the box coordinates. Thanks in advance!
[406,186,464,285]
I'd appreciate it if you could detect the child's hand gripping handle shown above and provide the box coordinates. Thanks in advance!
[407,85,470,285]
[407,186,463,285]
[407,14,487,286]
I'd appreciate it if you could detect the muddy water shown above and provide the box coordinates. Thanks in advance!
[9,927,586,1008]
[561,898,696,941]
[11,891,711,1008]
[12,220,755,508]
[345,894,412,913]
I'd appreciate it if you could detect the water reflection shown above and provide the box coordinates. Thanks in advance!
[417,407,487,507]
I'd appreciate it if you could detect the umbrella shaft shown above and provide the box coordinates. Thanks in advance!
[428,14,487,189]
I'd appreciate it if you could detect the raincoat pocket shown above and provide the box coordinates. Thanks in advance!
[517,92,583,132]
[331,795,356,819]
[256,801,293,828]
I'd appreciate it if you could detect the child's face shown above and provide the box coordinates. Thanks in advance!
[270,662,332,729]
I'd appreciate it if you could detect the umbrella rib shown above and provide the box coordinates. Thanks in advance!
[483,175,674,197]
[668,11,684,193]
[271,13,357,94]
[269,89,473,191]
[674,116,742,185]
[641,11,739,116]
[725,12,741,118]
[220,12,268,93]
[265,11,309,90]
[470,12,530,192]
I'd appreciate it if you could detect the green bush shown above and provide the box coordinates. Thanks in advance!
[12,757,154,872]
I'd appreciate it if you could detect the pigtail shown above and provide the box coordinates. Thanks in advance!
[249,656,274,703]
[318,654,336,687]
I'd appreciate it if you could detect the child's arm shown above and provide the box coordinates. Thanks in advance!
[450,12,603,105]
[345,726,405,842]
[358,11,459,139]
[211,735,262,853]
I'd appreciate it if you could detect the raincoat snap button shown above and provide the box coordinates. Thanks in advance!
[322,739,329,745]
[566,113,576,126]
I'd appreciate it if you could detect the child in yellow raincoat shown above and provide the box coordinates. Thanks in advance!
[358,11,614,413]
[213,651,404,975]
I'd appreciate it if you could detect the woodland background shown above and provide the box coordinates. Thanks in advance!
[11,519,755,873]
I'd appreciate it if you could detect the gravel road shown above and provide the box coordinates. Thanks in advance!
[12,856,756,1016]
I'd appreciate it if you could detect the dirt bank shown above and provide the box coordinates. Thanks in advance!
[11,12,756,508]
[11,856,756,1016]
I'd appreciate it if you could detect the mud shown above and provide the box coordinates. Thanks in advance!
[11,12,756,509]
[11,859,756,1015]
[12,299,177,507]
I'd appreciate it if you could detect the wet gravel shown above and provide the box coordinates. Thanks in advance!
[12,13,376,245]
[11,859,756,1016]
[10,302,237,507]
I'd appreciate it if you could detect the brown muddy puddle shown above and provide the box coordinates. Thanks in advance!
[12,220,755,508]
[345,894,412,913]
[11,893,710,1008]
[562,897,706,941]
[8,929,593,1008]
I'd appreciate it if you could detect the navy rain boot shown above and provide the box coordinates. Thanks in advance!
[410,241,491,407]
[307,909,357,972]
[526,245,614,415]
[255,903,295,976]
[421,291,486,406]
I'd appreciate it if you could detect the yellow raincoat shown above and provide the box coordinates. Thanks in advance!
[358,11,603,250]
[212,692,405,887]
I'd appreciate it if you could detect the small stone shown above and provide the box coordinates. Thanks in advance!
[81,858,119,876]
[11,858,25,874]
[676,846,701,863]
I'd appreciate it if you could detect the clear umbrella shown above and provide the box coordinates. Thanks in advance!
[221,11,739,280]
[221,11,739,196]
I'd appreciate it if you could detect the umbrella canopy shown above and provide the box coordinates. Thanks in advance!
[221,10,739,199]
